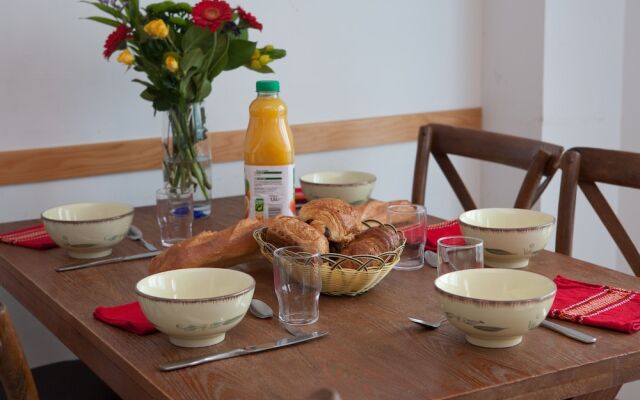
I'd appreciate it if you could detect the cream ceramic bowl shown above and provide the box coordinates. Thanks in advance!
[300,171,376,205]
[136,268,255,348]
[459,208,555,268]
[435,268,556,348]
[42,202,134,259]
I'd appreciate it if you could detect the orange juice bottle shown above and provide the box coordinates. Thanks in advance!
[244,80,295,218]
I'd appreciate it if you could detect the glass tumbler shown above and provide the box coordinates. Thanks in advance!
[386,204,428,271]
[437,236,484,276]
[273,246,322,325]
[156,186,194,247]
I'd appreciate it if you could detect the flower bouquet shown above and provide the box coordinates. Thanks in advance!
[86,0,286,216]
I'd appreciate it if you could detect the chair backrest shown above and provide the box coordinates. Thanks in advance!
[411,123,564,210]
[556,147,640,276]
[0,302,38,400]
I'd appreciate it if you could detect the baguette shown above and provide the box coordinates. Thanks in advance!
[148,218,263,274]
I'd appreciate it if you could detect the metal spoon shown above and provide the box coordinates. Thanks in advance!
[249,299,304,336]
[127,225,158,252]
[249,299,273,319]
[409,317,447,329]
[425,250,438,268]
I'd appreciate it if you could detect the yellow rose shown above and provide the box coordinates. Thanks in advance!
[164,55,179,73]
[251,49,260,60]
[144,19,169,39]
[250,59,262,70]
[258,54,271,64]
[117,49,134,65]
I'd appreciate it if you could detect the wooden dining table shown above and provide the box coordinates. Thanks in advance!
[2,196,640,399]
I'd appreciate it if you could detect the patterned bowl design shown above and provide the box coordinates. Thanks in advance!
[136,268,255,347]
[435,268,556,348]
[459,208,555,268]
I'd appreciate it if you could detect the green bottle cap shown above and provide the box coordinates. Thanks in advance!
[256,80,280,92]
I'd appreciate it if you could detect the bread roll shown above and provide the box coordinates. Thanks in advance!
[148,218,263,274]
[299,198,361,244]
[265,216,329,254]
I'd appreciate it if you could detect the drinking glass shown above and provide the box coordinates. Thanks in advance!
[273,246,322,325]
[386,204,428,271]
[156,186,194,247]
[437,236,484,276]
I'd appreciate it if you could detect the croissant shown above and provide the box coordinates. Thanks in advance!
[341,225,401,260]
[264,216,330,254]
[299,198,362,244]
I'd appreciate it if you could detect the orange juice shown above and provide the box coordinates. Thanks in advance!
[244,80,295,218]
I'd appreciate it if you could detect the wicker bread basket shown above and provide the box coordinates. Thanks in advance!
[253,221,405,296]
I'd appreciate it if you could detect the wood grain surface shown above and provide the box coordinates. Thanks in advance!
[0,108,481,186]
[1,196,640,399]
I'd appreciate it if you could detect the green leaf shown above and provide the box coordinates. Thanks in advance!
[140,88,156,101]
[224,39,256,71]
[255,64,274,73]
[168,16,188,27]
[146,1,174,15]
[181,48,204,72]
[182,25,215,53]
[196,76,212,101]
[268,49,287,60]
[209,53,228,79]
[86,16,121,27]
[132,78,154,88]
[81,1,123,20]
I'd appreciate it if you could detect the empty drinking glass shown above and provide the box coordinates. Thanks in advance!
[386,204,428,271]
[437,236,484,276]
[273,246,322,325]
[156,186,194,247]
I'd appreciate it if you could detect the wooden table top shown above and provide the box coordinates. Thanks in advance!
[2,196,640,400]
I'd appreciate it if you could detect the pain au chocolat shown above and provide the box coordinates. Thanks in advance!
[340,225,401,269]
[299,198,362,244]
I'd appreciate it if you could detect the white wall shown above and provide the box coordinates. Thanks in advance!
[482,0,545,208]
[0,0,482,367]
[540,0,627,271]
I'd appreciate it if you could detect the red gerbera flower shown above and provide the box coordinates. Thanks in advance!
[236,6,262,31]
[192,0,233,33]
[103,24,132,59]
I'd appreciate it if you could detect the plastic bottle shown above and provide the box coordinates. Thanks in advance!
[244,80,295,219]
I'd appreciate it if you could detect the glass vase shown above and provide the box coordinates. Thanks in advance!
[162,103,212,218]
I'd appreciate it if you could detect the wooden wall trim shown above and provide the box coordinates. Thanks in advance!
[0,108,481,185]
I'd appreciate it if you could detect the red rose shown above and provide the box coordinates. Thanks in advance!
[236,6,263,31]
[192,0,233,33]
[103,24,132,59]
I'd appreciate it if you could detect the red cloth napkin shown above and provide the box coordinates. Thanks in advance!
[425,220,463,251]
[399,219,463,250]
[93,302,156,335]
[549,275,640,333]
[0,224,57,250]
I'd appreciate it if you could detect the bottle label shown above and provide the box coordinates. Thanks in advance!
[245,164,295,219]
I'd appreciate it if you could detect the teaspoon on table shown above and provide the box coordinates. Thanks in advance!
[409,315,596,344]
[409,317,447,329]
[127,225,158,252]
[249,299,304,336]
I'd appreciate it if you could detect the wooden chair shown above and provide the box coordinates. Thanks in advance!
[556,147,640,277]
[412,123,564,210]
[0,302,119,400]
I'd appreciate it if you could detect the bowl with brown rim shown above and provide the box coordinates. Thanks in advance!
[435,268,556,348]
[136,268,255,347]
